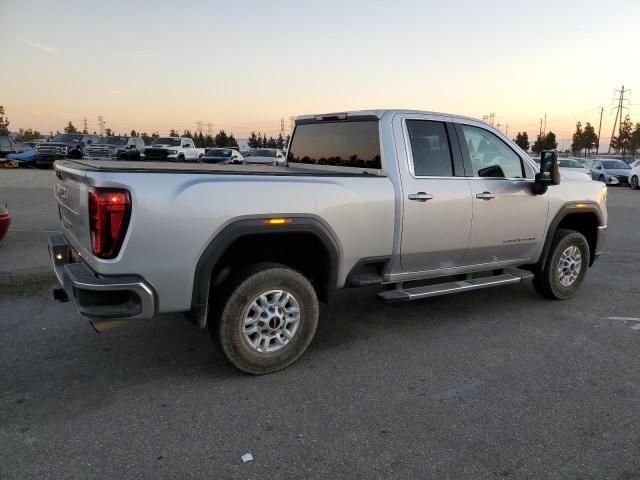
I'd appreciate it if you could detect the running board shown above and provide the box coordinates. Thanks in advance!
[378,270,534,302]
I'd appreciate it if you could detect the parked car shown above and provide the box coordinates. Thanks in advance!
[243,148,285,166]
[48,109,607,374]
[558,158,591,178]
[84,136,145,161]
[143,137,204,162]
[0,203,10,241]
[198,148,243,164]
[587,158,631,185]
[629,162,640,189]
[6,148,36,164]
[34,133,100,169]
[628,159,640,169]
[0,136,28,158]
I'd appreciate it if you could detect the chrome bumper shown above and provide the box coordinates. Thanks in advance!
[48,234,155,320]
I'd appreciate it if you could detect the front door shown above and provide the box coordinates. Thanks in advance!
[398,117,473,273]
[455,123,549,265]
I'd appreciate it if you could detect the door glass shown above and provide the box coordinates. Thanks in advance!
[406,120,453,176]
[460,125,524,178]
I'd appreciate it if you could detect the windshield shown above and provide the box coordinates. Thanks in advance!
[559,159,583,168]
[602,160,630,169]
[97,136,127,145]
[151,137,181,147]
[206,149,232,157]
[252,149,277,158]
[51,134,83,143]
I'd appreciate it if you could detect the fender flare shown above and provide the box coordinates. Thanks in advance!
[536,202,604,271]
[190,217,341,328]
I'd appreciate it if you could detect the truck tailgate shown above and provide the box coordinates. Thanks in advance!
[54,162,92,256]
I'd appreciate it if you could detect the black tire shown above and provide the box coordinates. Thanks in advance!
[177,154,185,162]
[212,263,319,375]
[631,175,639,190]
[118,154,128,160]
[533,229,590,300]
[69,150,82,159]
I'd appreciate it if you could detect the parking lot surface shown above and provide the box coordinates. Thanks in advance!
[1,170,639,479]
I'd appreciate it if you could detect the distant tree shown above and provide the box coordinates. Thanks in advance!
[82,125,89,134]
[151,132,159,140]
[513,132,529,151]
[630,123,640,155]
[582,123,597,156]
[610,115,633,157]
[141,132,152,144]
[542,131,558,150]
[64,121,78,134]
[248,131,259,149]
[183,129,193,139]
[104,127,113,136]
[532,131,558,154]
[276,133,284,150]
[214,129,229,147]
[169,129,179,137]
[267,136,277,148]
[15,128,43,142]
[571,122,584,155]
[228,133,238,148]
[130,129,138,137]
[0,106,9,135]
[284,134,290,149]
[262,134,268,148]
[204,134,215,148]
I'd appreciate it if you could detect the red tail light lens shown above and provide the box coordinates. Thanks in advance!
[88,189,131,259]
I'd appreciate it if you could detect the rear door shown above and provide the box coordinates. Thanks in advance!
[395,114,473,273]
[455,122,549,265]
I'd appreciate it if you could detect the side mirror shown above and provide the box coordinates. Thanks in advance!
[533,150,560,195]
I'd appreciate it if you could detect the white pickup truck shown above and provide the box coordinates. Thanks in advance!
[49,109,608,375]
[143,136,204,162]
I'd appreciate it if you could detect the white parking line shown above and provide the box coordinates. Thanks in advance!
[608,316,640,321]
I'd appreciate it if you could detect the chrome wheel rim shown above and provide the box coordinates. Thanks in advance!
[557,246,582,287]
[242,290,301,353]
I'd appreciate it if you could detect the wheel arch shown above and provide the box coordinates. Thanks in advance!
[190,217,341,328]
[536,203,603,271]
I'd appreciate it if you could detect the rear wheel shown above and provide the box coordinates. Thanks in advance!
[177,154,185,162]
[212,264,319,375]
[631,175,639,190]
[533,229,590,300]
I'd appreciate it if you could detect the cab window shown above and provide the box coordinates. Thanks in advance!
[406,120,454,176]
[460,125,524,178]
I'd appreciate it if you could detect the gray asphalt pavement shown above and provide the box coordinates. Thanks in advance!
[1,171,639,479]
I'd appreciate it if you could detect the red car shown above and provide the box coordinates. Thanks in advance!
[0,204,10,241]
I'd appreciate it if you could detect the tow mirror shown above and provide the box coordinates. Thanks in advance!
[533,150,560,195]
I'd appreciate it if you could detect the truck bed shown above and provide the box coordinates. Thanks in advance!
[55,160,381,177]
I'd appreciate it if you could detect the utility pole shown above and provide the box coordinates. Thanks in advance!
[505,124,509,137]
[280,118,285,137]
[489,112,495,126]
[207,123,213,137]
[543,113,547,136]
[539,118,543,137]
[97,116,105,136]
[83,118,88,134]
[596,106,604,155]
[196,121,204,135]
[608,85,629,153]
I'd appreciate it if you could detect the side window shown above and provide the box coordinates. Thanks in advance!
[406,120,453,176]
[460,125,524,178]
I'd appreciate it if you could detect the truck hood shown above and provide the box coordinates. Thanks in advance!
[147,144,177,149]
[40,142,79,148]
[560,169,592,182]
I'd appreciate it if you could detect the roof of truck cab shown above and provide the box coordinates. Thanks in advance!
[295,109,483,124]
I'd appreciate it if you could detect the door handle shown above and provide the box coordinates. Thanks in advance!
[476,191,495,200]
[408,192,433,202]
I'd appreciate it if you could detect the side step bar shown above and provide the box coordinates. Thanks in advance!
[378,270,534,302]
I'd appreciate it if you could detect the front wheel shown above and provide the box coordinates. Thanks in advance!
[533,229,590,300]
[631,175,639,190]
[214,264,319,375]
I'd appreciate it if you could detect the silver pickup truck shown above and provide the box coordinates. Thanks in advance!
[49,109,608,374]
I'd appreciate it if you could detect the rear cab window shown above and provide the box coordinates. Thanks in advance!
[287,120,381,173]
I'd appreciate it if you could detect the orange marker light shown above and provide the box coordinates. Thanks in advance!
[575,203,587,208]
[263,218,293,225]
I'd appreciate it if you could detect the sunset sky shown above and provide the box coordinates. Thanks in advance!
[1,0,639,148]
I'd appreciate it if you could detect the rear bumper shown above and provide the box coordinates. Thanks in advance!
[48,234,155,320]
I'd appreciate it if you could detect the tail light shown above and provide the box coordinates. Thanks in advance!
[88,188,131,259]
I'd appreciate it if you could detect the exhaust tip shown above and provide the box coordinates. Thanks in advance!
[90,319,127,333]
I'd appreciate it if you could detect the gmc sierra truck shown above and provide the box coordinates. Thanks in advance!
[49,109,608,375]
[84,136,145,161]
